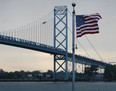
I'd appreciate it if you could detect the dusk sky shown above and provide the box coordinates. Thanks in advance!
[0,0,116,72]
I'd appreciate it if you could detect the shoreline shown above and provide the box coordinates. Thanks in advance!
[0,79,115,82]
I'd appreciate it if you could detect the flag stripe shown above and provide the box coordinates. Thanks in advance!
[85,17,100,21]
[85,20,99,23]
[84,13,102,19]
[77,28,99,34]
[77,24,98,30]
[77,31,99,38]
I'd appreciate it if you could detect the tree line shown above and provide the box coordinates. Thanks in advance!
[0,64,116,81]
[0,69,53,81]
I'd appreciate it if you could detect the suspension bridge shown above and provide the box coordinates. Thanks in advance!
[0,6,109,80]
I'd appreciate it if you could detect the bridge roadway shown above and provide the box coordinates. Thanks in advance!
[0,35,109,68]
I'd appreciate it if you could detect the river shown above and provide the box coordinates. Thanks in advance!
[0,82,116,91]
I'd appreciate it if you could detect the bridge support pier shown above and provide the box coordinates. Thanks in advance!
[53,6,68,80]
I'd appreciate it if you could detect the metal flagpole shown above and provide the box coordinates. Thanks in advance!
[72,3,76,91]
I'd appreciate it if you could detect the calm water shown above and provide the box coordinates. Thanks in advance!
[0,82,116,91]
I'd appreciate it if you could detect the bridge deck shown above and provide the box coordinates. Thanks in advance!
[0,35,109,68]
[0,35,65,55]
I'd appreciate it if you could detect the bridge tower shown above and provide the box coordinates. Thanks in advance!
[54,6,68,80]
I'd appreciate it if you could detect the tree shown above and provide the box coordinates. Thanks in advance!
[84,65,98,81]
[104,64,116,81]
[46,70,53,78]
[0,69,8,79]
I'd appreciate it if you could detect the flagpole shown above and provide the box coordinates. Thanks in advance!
[72,2,76,91]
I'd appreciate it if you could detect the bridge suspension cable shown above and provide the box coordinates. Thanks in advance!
[85,35,104,61]
[0,11,54,46]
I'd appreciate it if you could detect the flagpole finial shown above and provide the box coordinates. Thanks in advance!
[72,3,76,14]
[72,3,76,7]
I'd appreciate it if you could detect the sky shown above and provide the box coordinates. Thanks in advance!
[0,0,116,72]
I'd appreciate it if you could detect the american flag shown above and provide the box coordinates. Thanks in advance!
[76,13,102,38]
